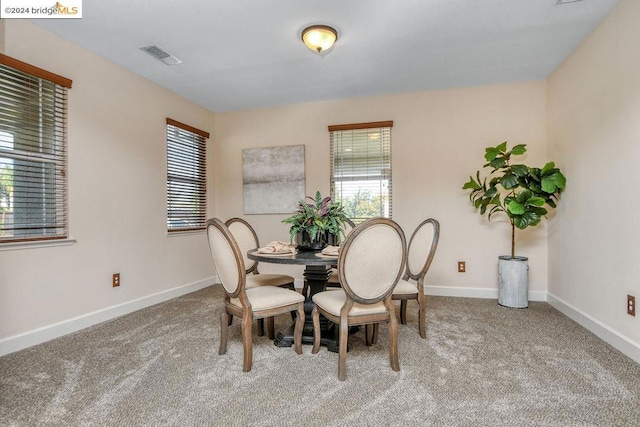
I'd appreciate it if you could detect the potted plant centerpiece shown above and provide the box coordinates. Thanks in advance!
[282,191,348,251]
[462,142,566,308]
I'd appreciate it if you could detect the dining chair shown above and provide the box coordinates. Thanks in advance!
[225,217,296,338]
[311,218,407,381]
[206,218,305,372]
[225,217,295,290]
[324,218,356,290]
[392,218,440,339]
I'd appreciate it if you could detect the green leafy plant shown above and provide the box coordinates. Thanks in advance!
[462,142,566,258]
[282,191,348,243]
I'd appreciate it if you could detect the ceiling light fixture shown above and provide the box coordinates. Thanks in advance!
[301,25,338,54]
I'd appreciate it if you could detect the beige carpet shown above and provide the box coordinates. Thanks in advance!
[1,285,639,426]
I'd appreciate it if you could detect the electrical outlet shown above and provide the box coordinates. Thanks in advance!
[113,273,120,288]
[457,261,466,273]
[628,295,635,317]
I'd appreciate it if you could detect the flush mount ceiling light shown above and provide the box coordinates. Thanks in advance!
[301,25,338,54]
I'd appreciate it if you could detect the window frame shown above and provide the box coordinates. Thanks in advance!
[0,54,72,245]
[166,118,209,233]
[329,121,393,223]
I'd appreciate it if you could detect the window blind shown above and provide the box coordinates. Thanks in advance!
[0,54,71,243]
[166,118,208,232]
[329,121,393,222]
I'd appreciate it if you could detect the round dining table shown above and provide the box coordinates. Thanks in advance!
[247,249,343,352]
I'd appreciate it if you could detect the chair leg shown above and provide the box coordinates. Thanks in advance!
[241,312,253,372]
[294,303,304,355]
[311,307,321,354]
[365,324,373,346]
[418,294,427,339]
[372,323,379,345]
[257,318,265,336]
[338,316,349,381]
[388,315,400,372]
[400,299,408,325]
[219,310,229,355]
[266,317,275,340]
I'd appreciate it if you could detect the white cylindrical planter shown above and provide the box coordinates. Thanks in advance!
[498,256,529,308]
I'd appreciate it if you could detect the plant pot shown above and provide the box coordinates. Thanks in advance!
[295,230,326,252]
[295,230,340,251]
[497,255,529,308]
[324,231,340,247]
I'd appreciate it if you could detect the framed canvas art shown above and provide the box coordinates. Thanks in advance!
[242,145,305,214]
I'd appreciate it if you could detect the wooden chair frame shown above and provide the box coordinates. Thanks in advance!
[207,218,304,372]
[392,218,440,339]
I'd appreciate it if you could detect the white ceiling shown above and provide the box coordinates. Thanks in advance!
[32,0,619,113]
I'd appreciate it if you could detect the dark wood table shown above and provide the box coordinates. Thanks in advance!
[247,249,343,352]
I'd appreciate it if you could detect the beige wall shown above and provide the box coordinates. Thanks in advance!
[214,81,550,294]
[0,21,216,339]
[5,0,637,360]
[548,0,640,345]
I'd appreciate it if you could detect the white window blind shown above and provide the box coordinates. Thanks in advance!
[329,121,393,222]
[0,54,72,244]
[166,118,208,232]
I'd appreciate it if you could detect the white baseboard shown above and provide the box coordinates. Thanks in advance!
[424,285,547,302]
[0,276,218,357]
[547,292,640,365]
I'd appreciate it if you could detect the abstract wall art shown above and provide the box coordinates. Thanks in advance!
[242,145,305,214]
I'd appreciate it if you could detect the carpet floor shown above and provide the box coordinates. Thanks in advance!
[1,285,639,426]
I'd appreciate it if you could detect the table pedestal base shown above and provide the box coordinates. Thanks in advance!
[273,263,353,353]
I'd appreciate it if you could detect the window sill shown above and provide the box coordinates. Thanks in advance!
[0,238,77,252]
[166,229,206,237]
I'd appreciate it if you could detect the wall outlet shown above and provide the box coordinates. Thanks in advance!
[628,295,635,317]
[113,273,120,288]
[457,261,466,273]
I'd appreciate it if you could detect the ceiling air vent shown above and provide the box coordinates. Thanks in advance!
[140,45,182,65]
[556,0,584,4]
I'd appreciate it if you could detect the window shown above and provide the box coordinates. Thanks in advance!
[329,121,393,222]
[166,118,208,232]
[0,54,72,244]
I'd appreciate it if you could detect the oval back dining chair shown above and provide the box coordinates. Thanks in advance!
[206,218,305,372]
[311,218,407,381]
[225,217,296,338]
[225,217,295,290]
[392,218,440,339]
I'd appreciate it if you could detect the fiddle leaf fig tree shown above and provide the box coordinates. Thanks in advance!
[462,142,566,258]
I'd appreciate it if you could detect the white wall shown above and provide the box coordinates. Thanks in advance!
[547,0,640,356]
[0,21,216,350]
[214,81,549,299]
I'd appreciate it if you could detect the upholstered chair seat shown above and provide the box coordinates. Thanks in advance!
[313,289,388,316]
[246,274,295,289]
[391,279,419,295]
[230,286,304,311]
